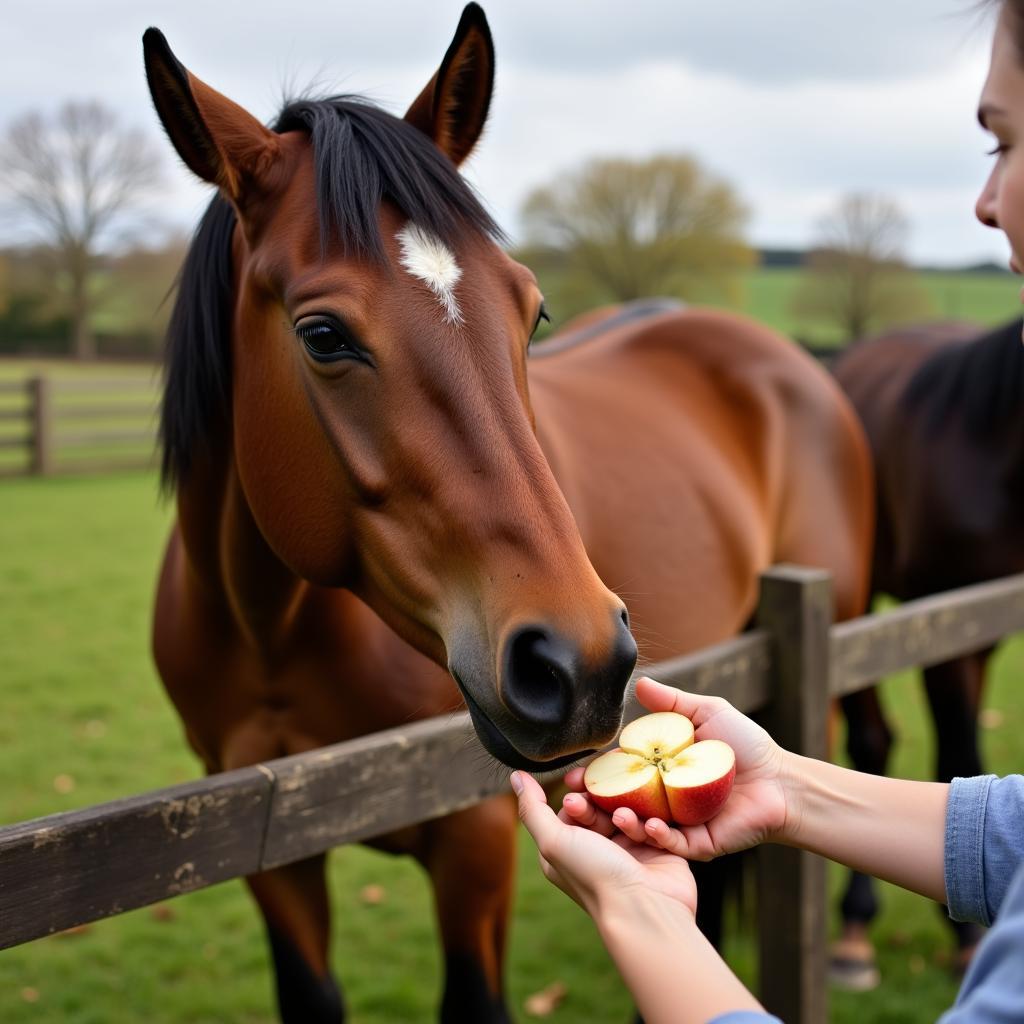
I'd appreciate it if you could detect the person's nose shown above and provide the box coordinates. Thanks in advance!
[976,165,1000,228]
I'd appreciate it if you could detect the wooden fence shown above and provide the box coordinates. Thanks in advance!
[0,375,158,477]
[3,566,1024,1022]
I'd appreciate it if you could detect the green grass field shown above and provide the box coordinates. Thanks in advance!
[528,265,1024,348]
[733,267,1023,345]
[1,470,1022,1023]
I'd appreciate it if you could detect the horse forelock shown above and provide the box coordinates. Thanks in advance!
[272,96,505,261]
[161,94,507,491]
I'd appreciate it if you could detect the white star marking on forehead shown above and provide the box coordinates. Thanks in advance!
[396,223,463,325]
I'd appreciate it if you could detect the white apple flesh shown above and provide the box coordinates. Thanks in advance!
[582,711,735,826]
[660,738,736,826]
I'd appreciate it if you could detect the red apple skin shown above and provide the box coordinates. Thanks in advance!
[584,753,672,821]
[589,781,672,822]
[663,761,736,826]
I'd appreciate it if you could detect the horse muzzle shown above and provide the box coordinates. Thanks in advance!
[449,608,638,769]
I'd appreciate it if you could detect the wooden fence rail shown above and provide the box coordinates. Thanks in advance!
[0,374,158,477]
[3,568,1024,1022]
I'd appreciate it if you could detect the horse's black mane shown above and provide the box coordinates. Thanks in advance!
[160,96,504,489]
[903,318,1024,440]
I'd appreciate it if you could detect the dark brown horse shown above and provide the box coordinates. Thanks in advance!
[144,6,873,1020]
[831,316,1024,981]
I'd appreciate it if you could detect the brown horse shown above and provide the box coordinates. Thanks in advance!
[144,6,873,1021]
[831,317,1024,980]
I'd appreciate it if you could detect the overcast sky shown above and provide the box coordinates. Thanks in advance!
[0,0,1008,267]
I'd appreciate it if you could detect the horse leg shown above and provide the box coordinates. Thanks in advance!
[420,795,517,1024]
[922,649,993,967]
[246,854,346,1023]
[832,685,894,990]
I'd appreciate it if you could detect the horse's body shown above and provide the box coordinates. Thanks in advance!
[831,317,1024,971]
[145,7,873,1021]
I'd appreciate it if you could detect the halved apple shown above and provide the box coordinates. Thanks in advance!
[661,739,736,826]
[582,711,735,826]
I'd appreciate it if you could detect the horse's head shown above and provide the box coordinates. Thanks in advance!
[144,4,637,770]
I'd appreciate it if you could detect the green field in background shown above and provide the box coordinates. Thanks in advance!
[527,265,1023,347]
[1,470,1021,1022]
[733,267,1022,345]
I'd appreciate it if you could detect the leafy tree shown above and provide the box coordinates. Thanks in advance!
[791,193,932,343]
[0,102,162,359]
[519,154,754,319]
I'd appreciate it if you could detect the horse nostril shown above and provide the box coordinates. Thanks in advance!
[501,627,573,727]
[619,606,630,630]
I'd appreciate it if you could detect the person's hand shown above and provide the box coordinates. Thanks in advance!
[511,769,698,922]
[562,676,790,861]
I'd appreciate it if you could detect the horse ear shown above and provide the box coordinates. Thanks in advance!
[404,3,494,166]
[143,28,279,201]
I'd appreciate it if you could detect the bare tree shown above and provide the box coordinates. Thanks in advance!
[520,154,753,307]
[792,193,932,343]
[0,102,162,359]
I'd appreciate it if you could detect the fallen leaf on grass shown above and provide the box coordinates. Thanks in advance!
[82,719,107,739]
[54,924,92,939]
[980,708,1004,730]
[150,903,176,922]
[360,884,386,905]
[21,988,40,1003]
[524,981,567,1017]
[52,774,75,794]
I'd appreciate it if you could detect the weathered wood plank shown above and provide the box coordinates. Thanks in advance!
[51,378,156,394]
[831,573,1024,696]
[0,434,31,450]
[627,630,772,719]
[755,566,832,1024]
[28,377,53,475]
[55,455,158,475]
[0,767,272,949]
[260,713,493,870]
[56,403,158,420]
[55,428,156,447]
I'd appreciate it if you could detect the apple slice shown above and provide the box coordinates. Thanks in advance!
[582,711,735,826]
[619,711,694,760]
[660,739,736,826]
[582,749,672,820]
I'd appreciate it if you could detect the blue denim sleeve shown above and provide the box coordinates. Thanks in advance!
[945,775,1024,926]
[939,862,1024,1023]
[709,1013,782,1024]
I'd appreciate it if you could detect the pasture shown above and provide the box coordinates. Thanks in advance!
[737,267,1023,345]
[1,469,1021,1022]
[525,265,1023,347]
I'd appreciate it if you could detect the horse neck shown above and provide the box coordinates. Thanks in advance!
[175,441,304,657]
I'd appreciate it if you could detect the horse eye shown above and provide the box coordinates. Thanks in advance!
[295,319,358,362]
[531,302,551,340]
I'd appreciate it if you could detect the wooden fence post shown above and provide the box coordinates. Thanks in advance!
[755,565,832,1024]
[28,376,54,476]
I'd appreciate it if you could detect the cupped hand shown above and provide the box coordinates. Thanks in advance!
[512,769,698,922]
[562,676,791,861]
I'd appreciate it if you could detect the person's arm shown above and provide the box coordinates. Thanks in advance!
[777,751,949,904]
[594,887,769,1024]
